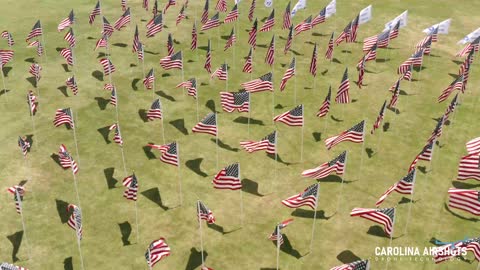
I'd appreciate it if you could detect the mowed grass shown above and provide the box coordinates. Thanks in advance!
[1,0,480,269]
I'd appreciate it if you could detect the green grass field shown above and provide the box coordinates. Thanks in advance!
[1,0,480,269]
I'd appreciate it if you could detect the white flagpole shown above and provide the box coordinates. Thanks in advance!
[300,104,304,162]
[28,96,38,148]
[197,201,205,268]
[181,64,185,97]
[160,98,166,144]
[238,163,244,227]
[276,224,281,270]
[294,66,297,105]
[247,93,251,138]
[195,78,199,122]
[225,61,228,91]
[215,113,219,171]
[72,110,81,167]
[336,152,348,213]
[309,183,320,253]
[152,67,155,99]
[74,214,85,270]
[141,45,146,82]
[274,131,278,188]
[403,170,417,235]
[359,120,367,171]
[385,210,396,270]
[17,190,31,260]
[148,248,153,270]
[41,27,48,62]
[177,143,183,206]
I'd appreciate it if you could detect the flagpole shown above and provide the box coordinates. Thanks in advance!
[336,152,348,213]
[247,93,251,138]
[385,211,396,270]
[28,96,38,148]
[74,215,85,270]
[294,67,297,105]
[239,163,244,227]
[215,113,219,171]
[309,183,320,254]
[41,29,48,62]
[359,120,367,172]
[197,201,205,268]
[276,224,281,270]
[17,191,31,260]
[181,65,185,97]
[148,249,153,270]
[141,45,146,82]
[1,66,8,101]
[274,131,278,190]
[160,99,166,144]
[403,171,416,235]
[195,81,200,122]
[72,110,81,167]
[177,143,183,206]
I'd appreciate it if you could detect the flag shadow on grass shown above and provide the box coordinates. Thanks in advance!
[112,43,127,48]
[141,187,169,211]
[0,89,11,96]
[185,247,208,270]
[24,57,35,63]
[312,132,322,142]
[169,119,189,135]
[118,221,132,246]
[7,231,23,262]
[207,223,225,234]
[210,138,239,152]
[104,167,118,189]
[185,158,208,177]
[50,153,62,168]
[367,225,393,239]
[97,52,107,58]
[97,126,112,144]
[398,196,419,205]
[233,116,265,126]
[444,203,479,222]
[26,77,37,87]
[270,235,302,259]
[452,181,480,189]
[57,86,69,97]
[55,199,70,223]
[61,64,70,72]
[241,179,263,196]
[94,97,109,110]
[337,250,361,264]
[143,145,157,160]
[366,147,374,158]
[267,153,291,165]
[92,70,104,81]
[205,99,219,113]
[318,175,354,184]
[290,209,331,220]
[64,257,73,270]
[25,135,34,151]
[138,109,149,122]
[155,90,176,102]
[2,66,12,77]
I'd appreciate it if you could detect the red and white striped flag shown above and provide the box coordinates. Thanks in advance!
[273,104,303,126]
[316,87,331,118]
[192,112,217,136]
[448,188,480,216]
[122,173,138,201]
[260,9,275,32]
[265,35,275,66]
[147,142,179,166]
[240,131,276,154]
[279,57,295,91]
[325,120,365,150]
[302,151,346,179]
[282,183,319,209]
[213,163,241,190]
[375,168,416,206]
[457,152,480,181]
[335,68,350,103]
[145,238,171,268]
[350,207,395,236]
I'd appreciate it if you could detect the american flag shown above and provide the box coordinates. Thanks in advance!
[146,15,163,38]
[281,183,319,209]
[248,0,256,22]
[224,4,239,23]
[67,204,82,239]
[433,237,480,264]
[167,33,174,55]
[243,47,253,73]
[66,76,78,95]
[241,72,273,93]
[197,200,216,223]
[122,173,138,201]
[0,262,28,270]
[260,9,275,32]
[427,115,445,144]
[18,136,31,157]
[302,151,346,179]
[59,144,79,174]
[282,2,291,29]
[308,43,319,77]
[163,0,176,14]
[274,104,303,126]
[114,8,131,30]
[330,259,370,270]
[147,142,179,166]
[102,17,114,37]
[415,35,433,55]
[99,58,116,75]
[448,188,480,216]
[95,35,108,51]
[27,90,37,115]
[284,26,293,54]
[53,108,74,128]
[104,84,115,90]
[89,1,101,24]
[240,131,276,154]
[458,49,474,77]
[143,0,149,10]
[334,20,352,45]
[58,10,75,32]
[7,185,25,214]
[201,0,209,24]
[279,57,295,91]
[389,20,401,40]
[335,68,350,103]
[466,137,480,154]
[443,93,458,121]
[160,51,183,70]
[429,26,439,42]
[60,48,74,66]
[201,13,220,31]
[28,40,43,57]
[211,63,228,80]
[121,0,127,11]
[215,0,227,12]
[312,7,326,27]
[294,15,312,36]
[224,29,236,51]
[0,49,14,68]
[268,219,293,246]
[133,25,140,52]
[363,30,389,51]
[192,112,217,136]
[64,28,76,48]
[29,63,42,82]
[325,120,365,150]
[398,49,424,74]
[457,152,480,181]
[176,5,186,25]
[375,169,416,206]
[363,43,377,62]
[145,238,171,268]
[350,207,395,236]
[220,91,249,113]
[143,68,155,89]
[213,163,241,190]
[26,20,42,41]
[456,36,480,57]
[109,123,124,145]
[356,57,365,88]
[204,40,212,73]
[418,139,435,161]
[137,42,145,61]
[265,35,275,66]
[248,19,258,48]
[176,78,197,98]
[371,101,386,134]
[325,32,334,60]
[316,86,331,117]
[437,75,464,103]
[191,22,198,50]
[147,99,163,120]
[402,64,413,81]
[388,80,400,108]
[1,31,14,47]
[110,89,117,107]
[349,15,360,42]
